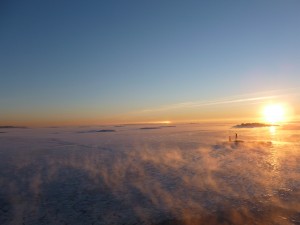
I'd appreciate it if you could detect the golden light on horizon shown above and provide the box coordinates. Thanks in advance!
[145,120,172,124]
[263,104,285,124]
[157,120,171,124]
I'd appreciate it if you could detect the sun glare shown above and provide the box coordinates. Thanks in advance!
[159,120,171,124]
[263,104,285,124]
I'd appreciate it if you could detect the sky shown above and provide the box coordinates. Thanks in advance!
[1,0,300,126]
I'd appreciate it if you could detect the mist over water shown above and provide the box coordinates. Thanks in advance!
[0,123,299,225]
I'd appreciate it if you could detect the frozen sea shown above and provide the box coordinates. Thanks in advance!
[0,122,300,225]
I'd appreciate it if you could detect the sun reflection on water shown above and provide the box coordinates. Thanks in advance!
[269,126,276,135]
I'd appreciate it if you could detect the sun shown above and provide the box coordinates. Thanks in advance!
[263,104,285,124]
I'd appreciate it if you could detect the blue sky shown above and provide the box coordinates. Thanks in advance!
[1,0,299,125]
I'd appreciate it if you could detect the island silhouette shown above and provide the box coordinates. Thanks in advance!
[233,123,279,128]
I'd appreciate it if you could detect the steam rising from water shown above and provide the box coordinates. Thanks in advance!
[0,124,299,224]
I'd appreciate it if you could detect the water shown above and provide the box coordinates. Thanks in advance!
[0,123,299,224]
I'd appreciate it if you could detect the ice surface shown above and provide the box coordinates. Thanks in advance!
[0,123,299,225]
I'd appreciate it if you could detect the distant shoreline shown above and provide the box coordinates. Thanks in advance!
[0,126,28,129]
[233,123,278,128]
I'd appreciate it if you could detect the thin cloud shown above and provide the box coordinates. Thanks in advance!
[131,89,297,115]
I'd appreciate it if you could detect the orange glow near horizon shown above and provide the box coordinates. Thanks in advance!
[153,120,171,124]
[2,101,298,127]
